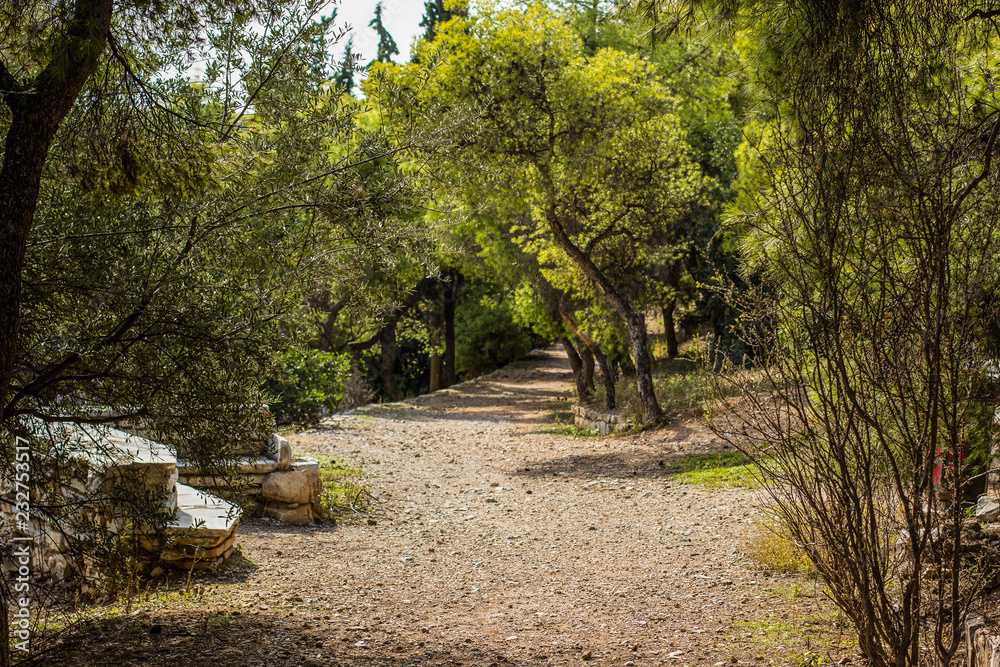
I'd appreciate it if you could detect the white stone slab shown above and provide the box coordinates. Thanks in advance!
[291,456,320,475]
[25,419,176,470]
[169,483,241,539]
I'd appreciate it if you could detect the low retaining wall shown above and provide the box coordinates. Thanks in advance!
[571,405,632,435]
[966,617,1000,667]
[176,434,324,524]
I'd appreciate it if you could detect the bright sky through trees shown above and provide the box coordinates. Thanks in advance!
[337,1,424,65]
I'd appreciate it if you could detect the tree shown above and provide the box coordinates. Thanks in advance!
[419,0,466,44]
[377,4,704,423]
[0,0,430,657]
[368,2,399,66]
[335,35,359,95]
[625,1,1000,664]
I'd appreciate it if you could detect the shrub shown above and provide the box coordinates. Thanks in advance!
[455,284,534,377]
[266,349,349,425]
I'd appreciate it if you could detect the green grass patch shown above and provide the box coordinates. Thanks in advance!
[534,423,600,437]
[667,451,759,488]
[534,399,599,437]
[303,452,374,520]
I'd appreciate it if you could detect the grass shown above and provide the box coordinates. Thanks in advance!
[744,518,819,578]
[302,452,375,520]
[534,423,600,437]
[666,451,759,488]
[532,399,600,437]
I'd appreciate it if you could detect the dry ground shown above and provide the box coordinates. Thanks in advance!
[39,348,855,667]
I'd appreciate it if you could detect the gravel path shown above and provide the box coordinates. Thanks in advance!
[47,348,850,666]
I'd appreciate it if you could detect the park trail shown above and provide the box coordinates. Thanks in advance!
[48,348,848,666]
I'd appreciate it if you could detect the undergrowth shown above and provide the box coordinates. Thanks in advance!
[590,336,739,424]
[667,451,759,488]
[304,452,375,520]
[744,517,819,578]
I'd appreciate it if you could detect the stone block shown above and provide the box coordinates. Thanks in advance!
[969,617,986,664]
[291,456,320,475]
[170,484,242,539]
[268,434,293,470]
[265,503,313,525]
[262,470,322,504]
[977,495,1000,522]
[236,456,278,474]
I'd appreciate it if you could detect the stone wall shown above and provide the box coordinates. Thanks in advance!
[0,420,241,591]
[176,434,324,525]
[966,618,1000,667]
[571,405,632,435]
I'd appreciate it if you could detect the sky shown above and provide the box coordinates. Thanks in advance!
[334,1,427,66]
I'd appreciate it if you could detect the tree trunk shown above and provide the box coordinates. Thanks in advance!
[559,295,615,410]
[318,299,347,352]
[379,322,403,402]
[559,336,593,402]
[429,309,443,392]
[579,342,595,400]
[0,0,115,423]
[443,274,457,387]
[543,205,662,422]
[593,345,615,410]
[662,299,678,360]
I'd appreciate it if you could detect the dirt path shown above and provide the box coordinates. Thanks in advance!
[47,348,851,666]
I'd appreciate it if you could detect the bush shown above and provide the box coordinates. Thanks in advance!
[455,283,534,377]
[266,349,350,425]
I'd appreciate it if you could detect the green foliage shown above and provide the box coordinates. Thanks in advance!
[455,282,534,377]
[267,349,350,425]
[334,36,358,95]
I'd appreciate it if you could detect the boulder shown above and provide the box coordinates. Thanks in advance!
[262,470,322,505]
[977,495,1000,523]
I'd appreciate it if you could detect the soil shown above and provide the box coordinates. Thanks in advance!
[40,348,855,667]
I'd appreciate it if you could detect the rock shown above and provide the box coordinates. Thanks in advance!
[264,503,313,524]
[276,436,293,471]
[582,650,593,660]
[263,470,322,504]
[976,495,1000,522]
[969,617,986,661]
[367,518,378,526]
[291,456,320,475]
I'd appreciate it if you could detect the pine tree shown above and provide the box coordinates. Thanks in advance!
[419,0,464,43]
[334,35,357,95]
[368,2,399,66]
